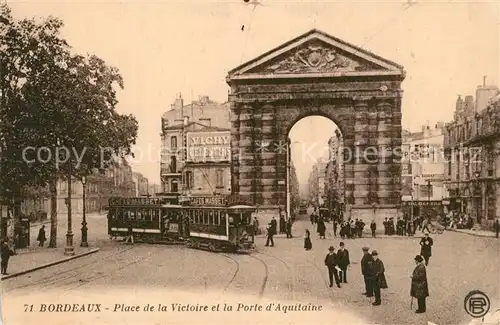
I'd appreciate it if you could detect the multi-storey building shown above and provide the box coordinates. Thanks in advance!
[308,159,327,207]
[160,94,231,198]
[325,130,344,212]
[289,161,300,216]
[400,123,446,218]
[57,157,135,214]
[132,172,149,197]
[443,83,500,228]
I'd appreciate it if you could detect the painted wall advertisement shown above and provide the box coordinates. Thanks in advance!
[185,131,231,163]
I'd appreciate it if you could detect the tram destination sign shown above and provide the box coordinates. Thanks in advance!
[109,197,162,206]
[184,194,253,207]
[185,131,231,163]
[188,196,227,206]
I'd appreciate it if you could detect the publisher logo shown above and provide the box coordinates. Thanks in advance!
[464,290,490,318]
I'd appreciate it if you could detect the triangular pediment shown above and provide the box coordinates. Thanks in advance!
[228,29,404,80]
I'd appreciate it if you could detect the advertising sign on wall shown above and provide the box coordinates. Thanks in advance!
[185,131,231,163]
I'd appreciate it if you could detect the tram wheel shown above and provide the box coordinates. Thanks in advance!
[208,243,216,252]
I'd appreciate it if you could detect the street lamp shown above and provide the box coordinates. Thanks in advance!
[80,176,88,247]
[64,162,75,256]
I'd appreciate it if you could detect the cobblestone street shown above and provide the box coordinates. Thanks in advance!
[3,216,499,325]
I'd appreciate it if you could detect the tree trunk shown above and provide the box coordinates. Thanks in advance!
[48,177,57,248]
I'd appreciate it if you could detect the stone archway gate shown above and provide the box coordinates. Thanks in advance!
[226,29,406,224]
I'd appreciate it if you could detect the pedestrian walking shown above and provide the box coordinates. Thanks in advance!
[337,242,350,283]
[37,225,47,247]
[370,250,386,306]
[265,222,275,247]
[370,220,376,237]
[333,219,338,237]
[304,229,312,251]
[286,219,293,238]
[358,219,365,237]
[317,218,326,239]
[270,216,277,233]
[410,255,429,313]
[419,233,433,266]
[494,219,499,238]
[125,224,134,244]
[1,241,14,275]
[421,215,431,234]
[324,246,341,288]
[252,217,260,235]
[361,247,374,297]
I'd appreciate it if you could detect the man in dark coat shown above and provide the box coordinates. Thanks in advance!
[336,242,350,283]
[333,220,338,237]
[286,219,292,238]
[270,217,277,233]
[37,225,46,247]
[370,220,376,238]
[361,247,374,297]
[324,246,341,288]
[494,219,499,239]
[419,233,433,266]
[370,250,386,306]
[358,219,365,238]
[317,218,326,239]
[1,241,14,275]
[411,255,429,313]
[265,222,275,247]
[383,218,388,235]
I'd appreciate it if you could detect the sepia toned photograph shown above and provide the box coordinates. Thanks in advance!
[1,1,499,324]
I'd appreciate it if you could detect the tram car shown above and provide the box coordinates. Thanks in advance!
[106,195,258,253]
[107,197,186,244]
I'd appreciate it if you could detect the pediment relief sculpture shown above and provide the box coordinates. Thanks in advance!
[258,41,375,74]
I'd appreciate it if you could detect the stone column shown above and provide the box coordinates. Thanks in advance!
[230,102,241,194]
[366,99,380,204]
[237,104,258,201]
[260,104,278,207]
[353,100,370,205]
[376,100,394,205]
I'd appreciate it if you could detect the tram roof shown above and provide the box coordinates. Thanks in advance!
[227,205,256,210]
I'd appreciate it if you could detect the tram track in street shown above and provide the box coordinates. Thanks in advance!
[255,251,296,300]
[218,252,269,298]
[4,245,138,293]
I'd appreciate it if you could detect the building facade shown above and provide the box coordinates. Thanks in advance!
[325,129,344,212]
[443,84,500,228]
[401,123,446,218]
[308,159,327,207]
[56,157,135,214]
[160,95,231,195]
[132,172,149,197]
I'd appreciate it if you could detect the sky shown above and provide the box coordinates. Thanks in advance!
[8,0,500,185]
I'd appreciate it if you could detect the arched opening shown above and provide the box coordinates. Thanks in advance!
[287,116,344,220]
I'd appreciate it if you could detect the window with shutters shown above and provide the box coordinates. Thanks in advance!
[171,136,177,149]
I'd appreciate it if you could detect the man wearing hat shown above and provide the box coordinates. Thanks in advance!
[411,255,429,313]
[369,250,386,306]
[337,242,350,283]
[419,233,433,266]
[360,247,374,297]
[324,246,341,288]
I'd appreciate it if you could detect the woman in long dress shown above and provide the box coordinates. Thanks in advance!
[304,229,312,251]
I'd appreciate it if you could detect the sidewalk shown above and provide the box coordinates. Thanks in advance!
[2,246,100,280]
[446,227,498,238]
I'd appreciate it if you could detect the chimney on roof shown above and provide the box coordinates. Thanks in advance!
[171,93,184,111]
[475,81,499,112]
